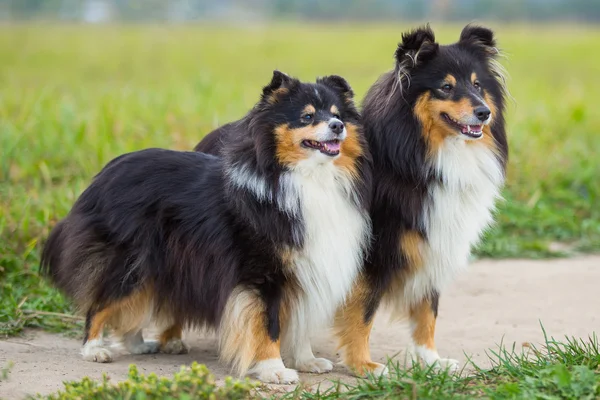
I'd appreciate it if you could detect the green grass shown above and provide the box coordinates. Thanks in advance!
[27,327,600,399]
[34,362,258,400]
[0,23,599,337]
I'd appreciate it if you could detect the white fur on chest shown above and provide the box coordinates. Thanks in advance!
[284,160,369,341]
[402,138,504,306]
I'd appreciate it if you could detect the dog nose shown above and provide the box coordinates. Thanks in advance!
[329,119,345,135]
[474,106,491,122]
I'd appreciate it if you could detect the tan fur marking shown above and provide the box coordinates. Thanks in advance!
[414,92,451,155]
[303,104,316,115]
[330,105,339,116]
[219,288,284,376]
[445,74,457,86]
[266,87,289,104]
[87,285,154,340]
[335,276,381,375]
[333,122,363,178]
[87,308,111,341]
[400,230,424,271]
[279,246,294,268]
[409,298,437,350]
[274,123,327,166]
[471,72,478,84]
[159,323,183,346]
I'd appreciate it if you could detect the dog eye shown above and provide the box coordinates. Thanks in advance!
[440,84,453,93]
[302,114,313,122]
[473,80,481,90]
[332,114,341,120]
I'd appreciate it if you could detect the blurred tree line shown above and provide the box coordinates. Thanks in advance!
[2,0,599,22]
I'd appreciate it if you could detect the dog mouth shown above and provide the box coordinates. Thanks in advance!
[301,139,341,156]
[441,113,483,139]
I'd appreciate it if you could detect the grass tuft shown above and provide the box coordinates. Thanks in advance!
[32,362,258,400]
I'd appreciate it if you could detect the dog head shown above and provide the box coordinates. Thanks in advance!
[395,24,505,143]
[251,70,363,171]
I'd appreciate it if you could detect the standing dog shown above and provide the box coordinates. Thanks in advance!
[194,24,508,376]
[41,71,372,383]
[334,24,508,375]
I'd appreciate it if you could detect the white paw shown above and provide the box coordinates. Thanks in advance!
[81,340,113,363]
[348,361,389,378]
[372,362,389,377]
[129,340,161,355]
[249,359,299,384]
[160,338,190,354]
[255,367,299,384]
[432,358,460,372]
[294,357,334,374]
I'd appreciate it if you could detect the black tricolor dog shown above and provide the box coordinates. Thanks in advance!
[335,24,508,375]
[41,71,372,384]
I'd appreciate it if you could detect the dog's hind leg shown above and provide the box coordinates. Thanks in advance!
[81,308,113,363]
[83,285,157,361]
[158,322,189,355]
[220,287,299,384]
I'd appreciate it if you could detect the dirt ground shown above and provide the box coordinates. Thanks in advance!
[1,256,599,399]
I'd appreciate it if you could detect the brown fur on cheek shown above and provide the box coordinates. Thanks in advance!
[414,93,453,156]
[414,92,477,156]
[333,122,363,178]
[274,123,327,166]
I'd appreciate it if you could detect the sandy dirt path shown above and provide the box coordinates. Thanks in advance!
[1,256,599,399]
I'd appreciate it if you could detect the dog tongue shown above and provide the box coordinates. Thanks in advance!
[324,141,341,152]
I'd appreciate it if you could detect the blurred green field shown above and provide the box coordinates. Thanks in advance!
[1,23,599,335]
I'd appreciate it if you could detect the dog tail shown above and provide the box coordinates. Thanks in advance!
[40,220,65,283]
[40,219,96,309]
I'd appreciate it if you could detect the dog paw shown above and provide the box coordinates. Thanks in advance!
[255,367,299,384]
[160,338,190,355]
[129,340,161,355]
[371,362,389,377]
[250,359,299,384]
[294,357,334,374]
[344,361,388,377]
[432,358,460,372]
[82,345,113,363]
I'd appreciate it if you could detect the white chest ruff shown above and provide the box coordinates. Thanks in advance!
[284,161,370,337]
[402,139,505,306]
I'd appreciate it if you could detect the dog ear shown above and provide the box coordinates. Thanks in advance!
[459,25,498,56]
[318,75,355,102]
[261,70,297,104]
[395,24,439,69]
